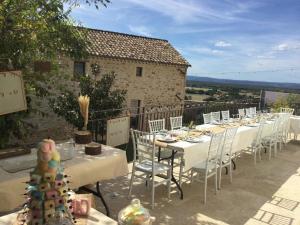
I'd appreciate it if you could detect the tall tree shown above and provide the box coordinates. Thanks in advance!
[0,0,110,69]
[0,0,110,148]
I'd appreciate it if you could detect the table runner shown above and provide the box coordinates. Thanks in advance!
[166,121,274,171]
[0,145,128,212]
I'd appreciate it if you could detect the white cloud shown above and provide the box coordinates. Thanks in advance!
[128,25,152,36]
[215,41,232,47]
[256,55,275,59]
[120,0,262,24]
[187,47,224,56]
[273,43,289,51]
[273,42,300,52]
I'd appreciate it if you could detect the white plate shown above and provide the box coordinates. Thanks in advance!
[157,137,177,143]
[246,123,260,127]
[185,137,204,143]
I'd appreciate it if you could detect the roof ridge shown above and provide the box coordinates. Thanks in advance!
[75,26,169,42]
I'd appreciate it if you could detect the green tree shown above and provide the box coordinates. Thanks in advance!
[0,0,110,148]
[50,72,126,129]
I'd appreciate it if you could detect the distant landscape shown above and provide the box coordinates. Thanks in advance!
[185,75,300,103]
[187,76,300,91]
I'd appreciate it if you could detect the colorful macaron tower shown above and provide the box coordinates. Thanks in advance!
[23,139,75,225]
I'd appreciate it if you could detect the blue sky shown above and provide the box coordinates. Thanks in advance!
[70,0,300,83]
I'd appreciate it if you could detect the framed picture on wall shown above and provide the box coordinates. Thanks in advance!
[0,71,27,115]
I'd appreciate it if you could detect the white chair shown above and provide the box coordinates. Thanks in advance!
[149,118,171,160]
[250,119,266,164]
[280,107,287,113]
[245,108,251,117]
[211,111,221,123]
[250,107,256,117]
[190,131,225,204]
[169,116,185,186]
[280,107,294,115]
[238,108,245,118]
[218,126,238,189]
[221,110,230,122]
[280,114,291,144]
[203,113,211,124]
[170,116,183,130]
[148,119,165,133]
[129,129,171,209]
[262,118,280,160]
[276,115,290,151]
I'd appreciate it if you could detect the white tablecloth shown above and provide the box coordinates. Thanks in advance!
[0,145,128,212]
[167,121,274,171]
[0,208,118,225]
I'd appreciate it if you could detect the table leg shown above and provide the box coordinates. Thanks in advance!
[79,182,110,217]
[231,159,236,170]
[156,149,184,199]
[158,147,161,162]
[171,150,183,200]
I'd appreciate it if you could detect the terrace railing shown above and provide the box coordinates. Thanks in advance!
[87,101,260,145]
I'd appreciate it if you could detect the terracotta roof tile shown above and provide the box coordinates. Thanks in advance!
[77,27,191,66]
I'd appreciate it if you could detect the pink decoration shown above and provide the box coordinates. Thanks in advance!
[41,153,51,162]
[31,210,42,219]
[46,190,58,200]
[71,198,91,216]
[55,180,64,188]
[55,197,64,206]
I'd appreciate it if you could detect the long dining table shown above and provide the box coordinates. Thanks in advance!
[154,118,276,199]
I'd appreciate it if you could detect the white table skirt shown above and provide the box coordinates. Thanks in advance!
[0,145,128,212]
[0,208,118,225]
[290,116,300,136]
[167,121,274,171]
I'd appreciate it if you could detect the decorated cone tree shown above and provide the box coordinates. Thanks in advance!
[23,139,75,225]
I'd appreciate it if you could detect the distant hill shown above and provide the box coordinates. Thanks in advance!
[187,76,300,91]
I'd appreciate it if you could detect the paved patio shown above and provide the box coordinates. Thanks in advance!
[94,140,300,225]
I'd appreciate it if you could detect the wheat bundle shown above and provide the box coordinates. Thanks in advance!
[78,95,90,130]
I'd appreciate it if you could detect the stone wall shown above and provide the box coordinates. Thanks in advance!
[60,55,188,108]
[12,56,187,146]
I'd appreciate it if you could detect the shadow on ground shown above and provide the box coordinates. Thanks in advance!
[87,141,300,225]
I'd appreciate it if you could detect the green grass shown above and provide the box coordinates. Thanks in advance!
[186,94,210,101]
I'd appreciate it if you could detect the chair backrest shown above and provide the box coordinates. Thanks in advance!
[245,108,251,116]
[207,131,225,162]
[148,119,165,133]
[211,111,221,122]
[282,114,291,132]
[238,108,245,118]
[280,107,294,115]
[280,107,289,113]
[278,115,288,137]
[131,129,155,164]
[170,116,183,130]
[221,126,238,157]
[221,110,230,121]
[250,107,256,116]
[253,119,266,146]
[272,117,282,138]
[203,113,211,124]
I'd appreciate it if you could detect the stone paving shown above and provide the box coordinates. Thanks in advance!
[94,140,300,225]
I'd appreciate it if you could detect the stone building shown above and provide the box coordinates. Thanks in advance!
[17,28,190,145]
[59,27,191,109]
